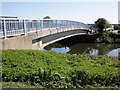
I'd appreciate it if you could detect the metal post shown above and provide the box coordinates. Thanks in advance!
[37,20,40,32]
[23,20,27,35]
[3,20,7,39]
[36,20,38,32]
[41,20,43,31]
[56,20,58,28]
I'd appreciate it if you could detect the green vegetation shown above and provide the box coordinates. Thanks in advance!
[96,32,113,43]
[95,18,111,34]
[65,32,120,44]
[2,82,43,88]
[43,16,51,19]
[94,18,120,43]
[96,32,120,43]
[114,25,120,30]
[2,50,120,88]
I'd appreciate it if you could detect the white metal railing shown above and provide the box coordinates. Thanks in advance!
[0,18,90,39]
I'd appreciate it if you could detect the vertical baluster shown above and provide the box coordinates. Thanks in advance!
[0,20,3,38]
[23,20,27,35]
[27,20,29,33]
[51,20,53,28]
[3,19,7,39]
[39,20,41,31]
[11,20,13,35]
[30,20,31,32]
[14,20,16,35]
[0,20,2,37]
[16,20,18,34]
[9,20,11,35]
[41,20,43,31]
[18,20,20,34]
[48,20,49,28]
[56,20,58,27]
[8,20,10,35]
[35,20,38,32]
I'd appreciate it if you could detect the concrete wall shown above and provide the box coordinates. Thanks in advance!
[0,34,32,50]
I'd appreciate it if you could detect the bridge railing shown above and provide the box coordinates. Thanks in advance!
[0,18,90,39]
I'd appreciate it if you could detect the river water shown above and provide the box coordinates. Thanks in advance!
[43,43,120,57]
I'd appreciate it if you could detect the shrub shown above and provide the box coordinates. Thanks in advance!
[2,50,120,88]
[96,32,113,43]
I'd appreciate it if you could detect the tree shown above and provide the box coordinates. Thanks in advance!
[114,24,120,30]
[43,16,51,19]
[95,18,111,34]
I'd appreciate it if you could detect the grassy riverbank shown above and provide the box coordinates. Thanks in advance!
[2,50,120,88]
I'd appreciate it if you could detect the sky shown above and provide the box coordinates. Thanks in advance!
[1,0,120,24]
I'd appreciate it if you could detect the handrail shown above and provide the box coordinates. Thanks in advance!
[0,18,90,39]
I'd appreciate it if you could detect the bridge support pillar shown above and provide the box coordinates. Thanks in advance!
[32,39,43,50]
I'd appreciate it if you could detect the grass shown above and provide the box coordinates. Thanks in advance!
[2,50,120,88]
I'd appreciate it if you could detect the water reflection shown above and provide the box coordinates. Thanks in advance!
[43,43,120,57]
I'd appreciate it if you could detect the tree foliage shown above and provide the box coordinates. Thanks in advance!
[114,24,120,30]
[95,18,111,34]
[43,16,51,19]
[96,32,113,43]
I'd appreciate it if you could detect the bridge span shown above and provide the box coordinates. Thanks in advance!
[0,18,91,50]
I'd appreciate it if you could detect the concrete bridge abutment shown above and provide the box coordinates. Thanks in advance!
[0,34,33,50]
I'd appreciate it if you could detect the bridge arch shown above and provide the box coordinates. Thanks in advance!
[32,28,89,49]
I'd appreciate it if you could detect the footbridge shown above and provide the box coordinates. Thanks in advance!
[0,18,91,50]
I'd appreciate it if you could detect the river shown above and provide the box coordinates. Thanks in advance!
[43,43,120,57]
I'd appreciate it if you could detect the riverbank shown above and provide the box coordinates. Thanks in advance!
[2,50,120,89]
